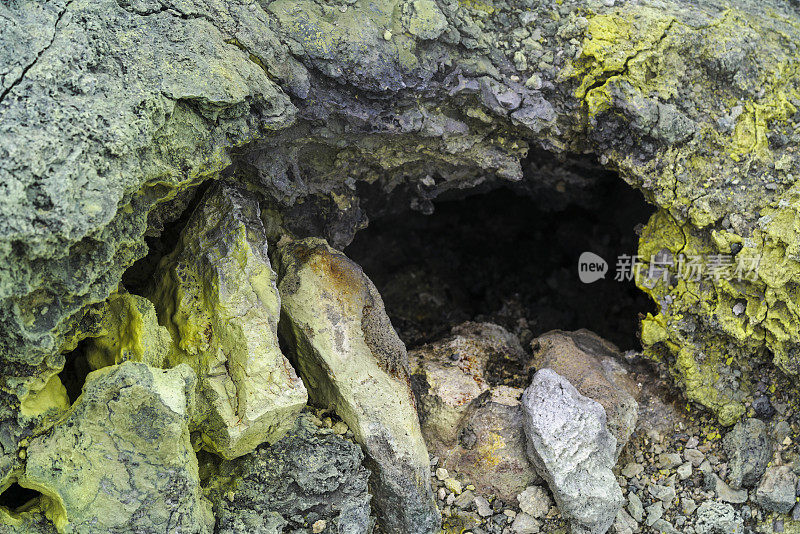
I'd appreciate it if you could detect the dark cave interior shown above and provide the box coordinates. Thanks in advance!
[346,173,655,352]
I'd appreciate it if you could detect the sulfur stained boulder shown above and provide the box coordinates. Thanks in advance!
[150,183,307,459]
[204,412,372,534]
[21,362,213,533]
[527,330,639,457]
[275,238,439,534]
[443,385,541,502]
[409,322,539,500]
[83,290,173,370]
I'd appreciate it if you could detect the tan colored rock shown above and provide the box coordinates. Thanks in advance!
[409,321,525,444]
[409,322,539,501]
[527,330,639,456]
[150,183,307,459]
[275,238,439,534]
[440,385,542,501]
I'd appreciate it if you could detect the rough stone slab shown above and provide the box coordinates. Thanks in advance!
[150,183,307,458]
[275,237,439,534]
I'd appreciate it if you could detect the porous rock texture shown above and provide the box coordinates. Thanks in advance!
[204,412,372,534]
[3,0,800,529]
[521,368,622,534]
[4,0,800,439]
[275,238,439,533]
[722,417,771,489]
[21,362,213,533]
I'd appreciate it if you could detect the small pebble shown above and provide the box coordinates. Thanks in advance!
[312,520,327,533]
[444,477,463,495]
[475,496,492,517]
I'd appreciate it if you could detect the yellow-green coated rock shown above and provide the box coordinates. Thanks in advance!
[21,362,213,533]
[150,183,307,459]
[84,291,172,370]
[275,238,439,534]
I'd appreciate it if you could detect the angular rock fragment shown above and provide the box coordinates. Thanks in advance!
[521,368,622,534]
[722,417,771,489]
[22,362,213,533]
[84,291,173,369]
[528,330,639,456]
[275,238,439,534]
[755,465,798,514]
[150,183,307,459]
[205,413,371,534]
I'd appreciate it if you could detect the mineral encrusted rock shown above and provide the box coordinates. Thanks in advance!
[521,368,622,534]
[205,413,372,534]
[528,330,639,457]
[275,238,439,533]
[441,385,541,502]
[3,0,800,528]
[409,322,539,501]
[150,182,307,459]
[83,291,172,369]
[21,362,213,533]
[722,417,771,489]
[694,501,744,534]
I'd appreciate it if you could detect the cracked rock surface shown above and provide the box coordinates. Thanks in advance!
[150,182,307,459]
[3,0,800,531]
[276,237,439,534]
[3,0,800,434]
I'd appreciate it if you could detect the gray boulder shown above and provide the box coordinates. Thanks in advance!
[755,465,798,514]
[527,330,639,457]
[722,417,771,489]
[521,368,622,534]
[205,413,372,534]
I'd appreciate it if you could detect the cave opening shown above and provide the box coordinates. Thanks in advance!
[0,483,41,513]
[58,339,92,404]
[346,161,655,353]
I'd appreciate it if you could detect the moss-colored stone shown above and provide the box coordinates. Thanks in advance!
[21,362,213,533]
[150,183,307,459]
[84,291,172,370]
